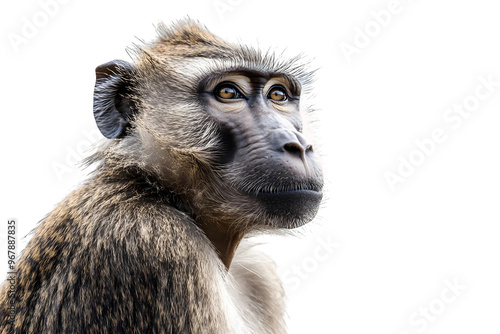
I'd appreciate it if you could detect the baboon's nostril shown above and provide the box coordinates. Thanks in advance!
[283,142,304,155]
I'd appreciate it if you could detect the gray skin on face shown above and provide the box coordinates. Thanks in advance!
[0,20,323,334]
[199,71,323,220]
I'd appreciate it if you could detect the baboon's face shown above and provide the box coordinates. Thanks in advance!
[197,70,323,228]
[93,23,323,230]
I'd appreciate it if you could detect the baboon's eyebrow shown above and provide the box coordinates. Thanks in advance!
[198,69,301,96]
[203,74,252,96]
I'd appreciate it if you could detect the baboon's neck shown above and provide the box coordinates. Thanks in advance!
[197,221,243,269]
[95,161,241,268]
[93,161,191,214]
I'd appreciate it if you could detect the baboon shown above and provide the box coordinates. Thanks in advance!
[0,20,323,333]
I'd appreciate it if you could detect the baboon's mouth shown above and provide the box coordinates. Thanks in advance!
[246,182,323,197]
[256,189,322,197]
[241,182,323,221]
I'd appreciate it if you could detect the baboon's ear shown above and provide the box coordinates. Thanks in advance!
[93,60,137,139]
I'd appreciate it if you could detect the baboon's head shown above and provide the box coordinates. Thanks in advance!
[93,20,323,232]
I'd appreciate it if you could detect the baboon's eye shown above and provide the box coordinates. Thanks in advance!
[268,86,287,102]
[215,83,243,100]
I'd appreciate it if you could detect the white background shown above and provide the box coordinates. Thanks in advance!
[1,0,500,333]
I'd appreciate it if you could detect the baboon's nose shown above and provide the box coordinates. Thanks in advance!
[271,129,312,160]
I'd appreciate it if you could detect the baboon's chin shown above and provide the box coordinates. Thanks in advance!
[255,190,323,229]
